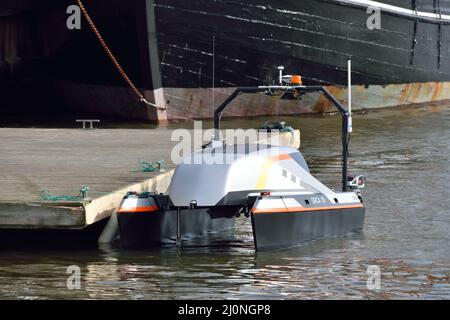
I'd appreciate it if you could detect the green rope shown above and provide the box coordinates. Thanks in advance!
[39,187,129,201]
[281,125,295,137]
[40,188,88,202]
[260,121,295,137]
[131,160,165,173]
[40,159,167,202]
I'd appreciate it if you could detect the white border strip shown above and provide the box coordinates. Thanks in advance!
[336,0,450,22]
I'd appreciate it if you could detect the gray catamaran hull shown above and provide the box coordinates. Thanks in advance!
[252,207,365,250]
[117,209,235,248]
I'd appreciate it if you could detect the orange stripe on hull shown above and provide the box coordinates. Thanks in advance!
[270,153,291,161]
[252,204,364,214]
[117,205,159,213]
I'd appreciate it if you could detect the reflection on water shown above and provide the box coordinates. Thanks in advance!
[1,105,450,299]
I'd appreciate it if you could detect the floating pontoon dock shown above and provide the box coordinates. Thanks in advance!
[0,128,300,246]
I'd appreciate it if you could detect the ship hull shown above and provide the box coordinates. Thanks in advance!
[155,0,450,119]
[1,0,450,122]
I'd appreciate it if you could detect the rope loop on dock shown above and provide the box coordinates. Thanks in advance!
[40,188,87,202]
[39,187,131,202]
[76,0,166,111]
[131,160,166,173]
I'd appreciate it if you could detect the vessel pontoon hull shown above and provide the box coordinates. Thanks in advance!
[118,209,235,248]
[251,207,365,250]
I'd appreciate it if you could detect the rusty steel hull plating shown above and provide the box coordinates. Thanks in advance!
[161,82,450,120]
[2,0,450,121]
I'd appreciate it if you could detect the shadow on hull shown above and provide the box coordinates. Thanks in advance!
[118,209,236,249]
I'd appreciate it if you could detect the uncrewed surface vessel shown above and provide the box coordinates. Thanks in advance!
[117,81,366,250]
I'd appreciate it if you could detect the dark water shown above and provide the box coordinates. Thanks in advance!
[1,105,450,299]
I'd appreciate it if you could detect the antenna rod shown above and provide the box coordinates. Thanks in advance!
[212,36,216,111]
[347,58,353,133]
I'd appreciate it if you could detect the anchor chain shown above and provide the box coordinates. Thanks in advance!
[76,0,166,111]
